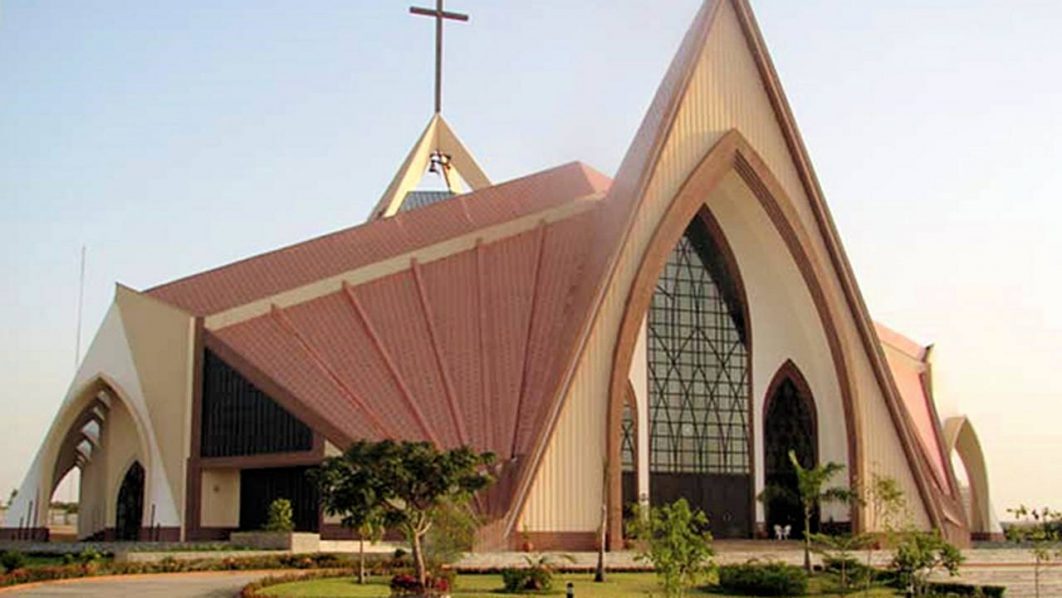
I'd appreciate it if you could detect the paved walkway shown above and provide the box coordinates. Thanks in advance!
[0,571,267,597]
[3,547,1059,596]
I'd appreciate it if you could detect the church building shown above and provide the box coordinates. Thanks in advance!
[3,0,1001,549]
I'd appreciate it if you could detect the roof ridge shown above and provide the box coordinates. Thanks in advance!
[146,162,609,295]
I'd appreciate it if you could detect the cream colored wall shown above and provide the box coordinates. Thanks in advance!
[708,174,849,524]
[6,300,185,535]
[72,397,145,536]
[101,398,144,528]
[78,457,105,538]
[115,285,196,530]
[518,0,933,533]
[200,469,240,528]
[630,318,650,504]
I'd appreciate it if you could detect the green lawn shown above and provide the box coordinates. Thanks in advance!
[261,572,899,597]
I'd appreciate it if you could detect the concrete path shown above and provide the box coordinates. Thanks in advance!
[0,571,267,597]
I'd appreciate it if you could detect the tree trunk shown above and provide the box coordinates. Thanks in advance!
[410,527,428,588]
[595,497,607,582]
[358,537,366,584]
[803,508,812,572]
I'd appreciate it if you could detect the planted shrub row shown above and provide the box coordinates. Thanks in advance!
[0,551,406,588]
[717,561,809,596]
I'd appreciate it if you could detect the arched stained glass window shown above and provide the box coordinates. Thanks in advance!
[647,219,749,475]
[621,401,636,473]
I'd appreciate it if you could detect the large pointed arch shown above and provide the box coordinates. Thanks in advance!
[604,131,865,547]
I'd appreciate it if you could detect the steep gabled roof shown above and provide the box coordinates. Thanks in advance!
[147,161,610,316]
[876,323,953,493]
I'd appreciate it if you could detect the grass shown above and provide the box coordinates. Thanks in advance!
[260,572,900,597]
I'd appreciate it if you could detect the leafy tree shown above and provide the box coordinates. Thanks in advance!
[627,498,714,598]
[1006,505,1062,598]
[311,440,494,587]
[783,451,858,572]
[263,498,294,532]
[890,530,963,595]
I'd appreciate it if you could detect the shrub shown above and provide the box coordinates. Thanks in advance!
[264,498,294,532]
[717,560,809,596]
[925,581,1006,597]
[0,551,27,573]
[389,573,450,596]
[890,531,963,595]
[627,498,714,597]
[500,554,570,593]
[823,554,877,584]
[500,566,553,592]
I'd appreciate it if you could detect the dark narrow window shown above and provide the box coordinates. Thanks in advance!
[764,374,817,537]
[620,401,636,472]
[200,350,313,458]
[115,461,144,541]
[647,217,751,538]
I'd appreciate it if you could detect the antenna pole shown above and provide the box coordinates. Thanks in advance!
[75,245,86,368]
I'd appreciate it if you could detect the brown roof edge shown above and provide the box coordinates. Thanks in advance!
[499,0,726,538]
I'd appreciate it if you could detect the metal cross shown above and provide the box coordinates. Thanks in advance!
[410,0,469,114]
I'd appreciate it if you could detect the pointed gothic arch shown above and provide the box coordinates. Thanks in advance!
[762,360,818,537]
[115,461,145,541]
[612,203,753,539]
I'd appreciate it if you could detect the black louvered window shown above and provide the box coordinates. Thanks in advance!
[200,350,313,458]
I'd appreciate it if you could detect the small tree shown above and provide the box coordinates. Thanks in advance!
[627,498,714,598]
[423,500,479,569]
[787,451,857,572]
[311,440,494,588]
[809,532,872,593]
[264,498,294,532]
[890,530,963,595]
[355,512,386,584]
[860,473,908,596]
[1006,505,1062,598]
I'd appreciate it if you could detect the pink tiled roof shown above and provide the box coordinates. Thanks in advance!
[875,323,951,493]
[208,208,605,516]
[147,162,611,316]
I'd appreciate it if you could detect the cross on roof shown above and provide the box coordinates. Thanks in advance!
[410,0,469,115]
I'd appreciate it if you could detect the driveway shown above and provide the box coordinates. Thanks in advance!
[1,571,268,597]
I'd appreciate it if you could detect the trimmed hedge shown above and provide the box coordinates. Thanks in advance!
[239,570,351,598]
[0,552,402,589]
[926,581,1006,597]
[717,561,808,596]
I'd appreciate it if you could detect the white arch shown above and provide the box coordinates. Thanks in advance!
[5,303,180,537]
[942,416,1001,538]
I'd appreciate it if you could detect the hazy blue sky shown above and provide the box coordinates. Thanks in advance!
[1,1,1059,515]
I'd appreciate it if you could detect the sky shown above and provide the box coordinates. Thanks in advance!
[1,1,1059,516]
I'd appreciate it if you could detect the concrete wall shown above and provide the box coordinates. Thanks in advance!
[199,469,240,528]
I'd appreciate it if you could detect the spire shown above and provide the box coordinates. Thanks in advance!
[370,113,490,220]
[370,2,489,220]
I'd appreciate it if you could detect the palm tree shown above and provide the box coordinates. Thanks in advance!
[789,450,857,572]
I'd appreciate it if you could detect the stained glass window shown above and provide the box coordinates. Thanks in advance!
[647,220,749,475]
